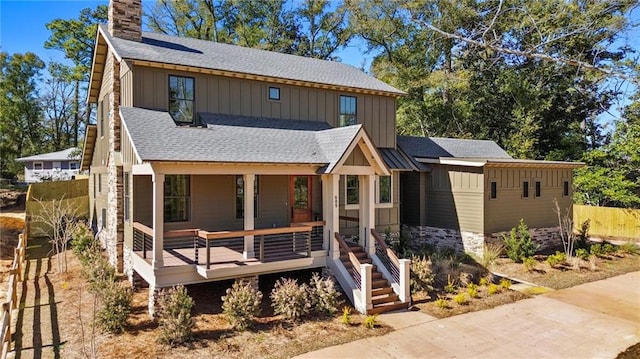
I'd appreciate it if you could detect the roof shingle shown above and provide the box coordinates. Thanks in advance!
[397,136,512,159]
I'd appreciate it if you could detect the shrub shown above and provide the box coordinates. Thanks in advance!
[71,222,97,263]
[309,273,340,316]
[575,248,590,261]
[487,283,500,295]
[86,254,116,294]
[482,243,504,268]
[522,256,537,272]
[270,278,311,322]
[363,315,378,329]
[619,242,640,255]
[603,243,616,254]
[222,280,263,330]
[341,306,351,325]
[453,293,467,305]
[576,219,590,249]
[546,251,567,268]
[502,219,538,263]
[410,255,435,294]
[479,277,489,287]
[466,283,479,298]
[97,281,132,334]
[499,278,512,290]
[590,243,603,257]
[157,285,195,346]
[434,297,448,308]
[444,275,456,294]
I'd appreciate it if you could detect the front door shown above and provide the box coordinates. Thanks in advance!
[290,175,312,223]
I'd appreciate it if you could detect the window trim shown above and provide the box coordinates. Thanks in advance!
[338,95,357,127]
[164,174,191,223]
[168,75,195,124]
[33,161,44,171]
[124,172,130,222]
[268,86,280,101]
[344,175,359,210]
[490,181,497,199]
[375,175,393,208]
[522,181,529,199]
[98,173,102,193]
[236,175,259,219]
[535,180,542,198]
[69,161,79,170]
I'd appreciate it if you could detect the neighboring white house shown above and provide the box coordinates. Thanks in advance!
[16,148,81,183]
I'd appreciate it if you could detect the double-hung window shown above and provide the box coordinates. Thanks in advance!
[165,175,190,222]
[33,162,43,171]
[377,175,392,205]
[169,75,195,124]
[236,175,259,219]
[345,175,359,206]
[339,95,356,127]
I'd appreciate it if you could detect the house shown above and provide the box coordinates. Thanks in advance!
[16,148,81,183]
[397,136,584,256]
[82,0,412,315]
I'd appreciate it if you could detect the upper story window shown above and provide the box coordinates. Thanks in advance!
[346,175,359,205]
[522,181,529,198]
[33,162,43,171]
[377,175,392,204]
[268,86,280,101]
[169,75,195,124]
[339,95,356,127]
[490,181,497,199]
[165,174,190,222]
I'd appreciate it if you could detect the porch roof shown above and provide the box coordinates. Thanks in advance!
[121,107,368,173]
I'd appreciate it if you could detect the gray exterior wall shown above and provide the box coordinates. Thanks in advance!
[22,160,80,183]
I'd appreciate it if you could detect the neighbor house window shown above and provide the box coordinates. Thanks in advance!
[268,86,280,101]
[339,95,356,127]
[165,175,190,222]
[53,161,61,171]
[346,175,359,205]
[490,181,497,199]
[563,181,569,197]
[33,162,43,171]
[522,181,529,198]
[169,75,195,124]
[535,181,541,197]
[236,175,259,219]
[69,161,79,170]
[377,175,392,204]
[123,172,130,222]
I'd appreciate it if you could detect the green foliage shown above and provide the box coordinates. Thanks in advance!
[444,275,456,294]
[487,283,500,295]
[603,243,616,254]
[479,277,489,287]
[434,297,449,309]
[97,281,132,334]
[523,256,537,272]
[363,314,378,329]
[453,293,467,305]
[546,252,567,268]
[410,255,435,294]
[71,222,97,263]
[222,280,263,331]
[341,306,351,325]
[502,219,539,263]
[499,278,512,290]
[466,283,479,298]
[619,242,640,255]
[590,243,604,257]
[576,220,591,250]
[309,273,340,317]
[575,248,590,261]
[85,253,116,294]
[270,278,311,322]
[157,285,195,346]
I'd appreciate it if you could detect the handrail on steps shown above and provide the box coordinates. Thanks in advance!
[334,232,363,276]
[370,229,400,268]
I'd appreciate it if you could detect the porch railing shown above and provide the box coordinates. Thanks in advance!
[334,233,362,288]
[133,223,200,263]
[291,221,324,250]
[371,229,400,283]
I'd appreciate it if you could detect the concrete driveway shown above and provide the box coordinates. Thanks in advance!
[297,272,640,359]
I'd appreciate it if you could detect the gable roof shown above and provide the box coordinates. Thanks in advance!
[397,136,512,159]
[121,107,385,174]
[89,24,405,102]
[16,148,80,162]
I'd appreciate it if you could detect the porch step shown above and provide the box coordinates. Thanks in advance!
[339,255,372,264]
[371,286,394,297]
[368,301,408,315]
[372,293,399,305]
[372,278,389,288]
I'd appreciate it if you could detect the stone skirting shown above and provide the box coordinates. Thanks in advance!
[486,226,562,252]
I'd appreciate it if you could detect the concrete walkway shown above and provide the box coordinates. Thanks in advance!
[297,272,640,359]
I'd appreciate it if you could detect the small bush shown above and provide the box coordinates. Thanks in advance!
[97,281,132,334]
[575,248,590,261]
[576,219,590,249]
[222,280,263,330]
[502,219,539,263]
[546,251,567,268]
[157,285,195,346]
[270,278,311,322]
[453,293,467,305]
[619,242,640,255]
[479,277,489,286]
[482,243,504,268]
[434,297,449,308]
[71,222,97,263]
[341,306,351,325]
[363,314,378,329]
[590,243,603,257]
[309,273,340,316]
[522,256,537,272]
[466,283,479,298]
[444,275,456,294]
[487,283,500,295]
[86,254,116,294]
[603,243,616,254]
[499,278,512,290]
[410,255,435,294]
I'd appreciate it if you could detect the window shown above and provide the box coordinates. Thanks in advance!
[268,86,280,101]
[168,75,195,124]
[522,181,529,198]
[53,161,61,171]
[346,175,359,205]
[339,95,356,127]
[69,162,79,170]
[377,175,392,204]
[101,208,106,229]
[563,181,569,197]
[98,174,102,193]
[236,175,259,219]
[165,175,190,222]
[93,174,96,199]
[490,181,497,199]
[98,100,105,137]
[535,181,541,197]
[124,172,130,222]
[33,162,43,171]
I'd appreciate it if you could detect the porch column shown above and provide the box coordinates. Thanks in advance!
[359,175,376,256]
[322,174,340,260]
[243,174,255,259]
[152,173,164,268]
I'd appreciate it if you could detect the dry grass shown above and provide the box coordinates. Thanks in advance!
[51,250,392,358]
[493,253,640,289]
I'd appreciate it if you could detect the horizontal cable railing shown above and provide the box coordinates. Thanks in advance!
[371,229,400,283]
[334,233,362,289]
[291,221,325,251]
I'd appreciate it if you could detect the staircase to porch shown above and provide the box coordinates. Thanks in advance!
[338,240,408,315]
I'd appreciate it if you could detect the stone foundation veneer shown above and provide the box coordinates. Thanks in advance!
[486,226,562,252]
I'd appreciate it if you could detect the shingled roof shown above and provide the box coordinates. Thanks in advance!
[97,24,404,97]
[121,107,371,174]
[397,136,512,159]
[16,148,80,162]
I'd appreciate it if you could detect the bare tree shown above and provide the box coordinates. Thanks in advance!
[554,199,576,258]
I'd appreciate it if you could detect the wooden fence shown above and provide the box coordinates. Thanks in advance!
[0,231,27,358]
[573,204,640,241]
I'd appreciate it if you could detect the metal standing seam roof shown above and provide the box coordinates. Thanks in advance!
[397,136,513,159]
[378,148,414,171]
[99,24,405,96]
[120,107,366,174]
[16,148,80,162]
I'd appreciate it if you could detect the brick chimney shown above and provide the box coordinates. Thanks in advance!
[108,0,142,42]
